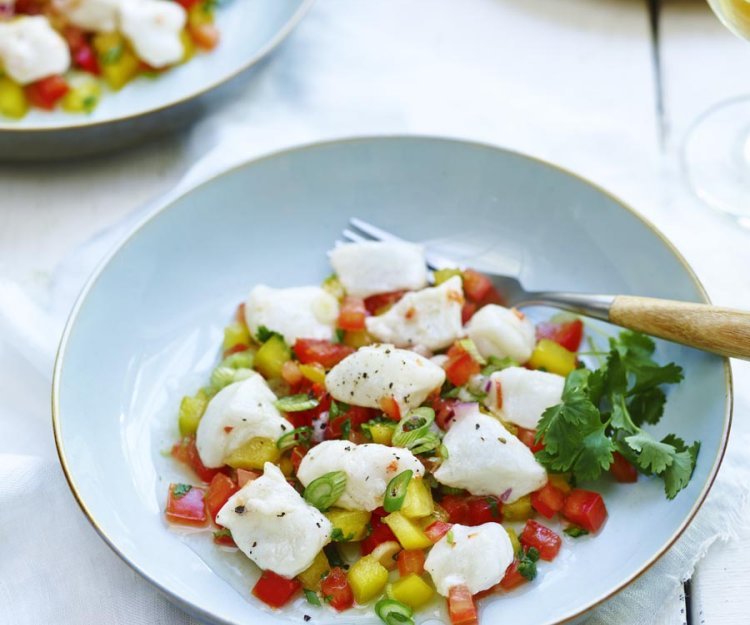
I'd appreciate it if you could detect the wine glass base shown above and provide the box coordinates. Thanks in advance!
[682,95,750,222]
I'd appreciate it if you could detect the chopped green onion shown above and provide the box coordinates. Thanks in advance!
[303,471,347,511]
[446,529,455,545]
[275,393,319,412]
[375,598,415,625]
[221,349,255,370]
[383,470,413,513]
[457,338,486,365]
[481,355,518,376]
[407,431,441,455]
[392,408,435,448]
[329,400,349,418]
[210,366,254,392]
[276,426,314,451]
[304,589,321,606]
[438,444,449,460]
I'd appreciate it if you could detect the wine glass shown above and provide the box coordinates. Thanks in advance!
[683,0,750,223]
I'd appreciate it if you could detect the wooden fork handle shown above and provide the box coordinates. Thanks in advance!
[609,296,750,360]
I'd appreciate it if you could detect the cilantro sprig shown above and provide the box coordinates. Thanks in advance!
[535,331,699,499]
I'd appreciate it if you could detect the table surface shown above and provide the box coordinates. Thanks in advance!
[1,1,749,624]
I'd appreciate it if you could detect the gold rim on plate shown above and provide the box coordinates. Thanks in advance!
[51,135,733,625]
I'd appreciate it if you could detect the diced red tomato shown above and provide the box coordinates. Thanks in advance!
[337,296,367,331]
[440,495,470,525]
[252,570,301,608]
[235,302,246,324]
[520,520,562,561]
[397,550,425,577]
[363,290,406,315]
[290,446,307,474]
[14,0,45,14]
[610,451,638,483]
[461,300,478,324]
[320,567,354,611]
[175,0,202,7]
[189,23,220,50]
[213,530,236,547]
[424,521,454,543]
[165,484,208,527]
[562,489,608,533]
[516,427,544,453]
[25,76,69,110]
[466,496,503,525]
[379,395,401,421]
[530,483,566,519]
[204,473,239,523]
[73,43,101,75]
[360,514,397,555]
[443,342,481,387]
[171,436,221,483]
[236,468,260,488]
[448,584,478,625]
[293,339,354,369]
[535,319,584,352]
[499,560,528,590]
[432,396,458,431]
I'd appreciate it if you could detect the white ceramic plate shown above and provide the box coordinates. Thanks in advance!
[53,136,732,625]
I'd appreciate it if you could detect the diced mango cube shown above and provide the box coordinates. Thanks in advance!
[325,508,371,542]
[347,555,389,604]
[383,512,433,550]
[400,479,434,519]
[548,473,572,494]
[502,495,533,522]
[367,422,396,445]
[178,389,209,436]
[0,77,28,119]
[506,527,521,556]
[390,573,435,609]
[224,437,279,470]
[528,339,577,376]
[343,330,373,348]
[60,74,101,114]
[254,334,291,379]
[223,321,250,352]
[299,363,326,384]
[297,550,330,590]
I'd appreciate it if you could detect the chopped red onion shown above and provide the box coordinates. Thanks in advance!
[500,488,513,502]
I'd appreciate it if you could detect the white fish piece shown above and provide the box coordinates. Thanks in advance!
[119,0,186,68]
[425,522,513,596]
[325,344,445,415]
[52,0,121,32]
[0,16,70,85]
[217,463,332,578]
[433,404,546,503]
[483,366,565,429]
[365,276,465,352]
[196,375,293,468]
[329,241,428,298]
[465,304,536,364]
[296,441,424,511]
[244,284,339,345]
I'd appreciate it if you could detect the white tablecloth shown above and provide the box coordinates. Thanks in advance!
[1,1,749,624]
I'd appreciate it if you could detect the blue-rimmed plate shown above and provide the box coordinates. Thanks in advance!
[53,136,732,625]
[0,0,313,160]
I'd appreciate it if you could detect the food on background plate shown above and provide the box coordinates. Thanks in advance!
[0,0,220,119]
[164,240,700,625]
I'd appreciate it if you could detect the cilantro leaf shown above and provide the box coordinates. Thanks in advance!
[624,431,676,474]
[256,325,281,343]
[573,425,615,480]
[518,547,540,580]
[628,388,666,426]
[330,528,355,542]
[172,484,192,499]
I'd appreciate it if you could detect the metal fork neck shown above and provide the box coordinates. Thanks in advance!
[520,293,615,322]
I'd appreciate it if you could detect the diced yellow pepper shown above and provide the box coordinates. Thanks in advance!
[223,321,250,351]
[0,77,28,119]
[93,33,140,90]
[347,555,389,604]
[254,334,291,379]
[188,0,215,27]
[433,268,462,286]
[343,330,373,348]
[279,453,294,476]
[384,512,433,550]
[506,527,521,556]
[528,339,577,376]
[370,540,401,570]
[548,473,572,494]
[299,363,326,384]
[401,478,434,519]
[502,495,533,522]
[367,422,395,445]
[324,509,371,541]
[60,75,101,114]
[390,574,435,610]
[180,30,195,63]
[322,274,345,301]
[224,437,279,470]
[178,389,209,436]
[297,550,330,590]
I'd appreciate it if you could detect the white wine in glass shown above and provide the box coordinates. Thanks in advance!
[683,1,750,221]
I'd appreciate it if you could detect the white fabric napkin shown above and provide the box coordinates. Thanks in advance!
[2,2,749,625]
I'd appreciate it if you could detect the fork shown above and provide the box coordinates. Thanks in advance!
[342,218,750,360]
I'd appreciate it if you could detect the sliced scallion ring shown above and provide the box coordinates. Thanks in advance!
[408,431,441,455]
[375,598,415,625]
[275,393,319,412]
[303,470,347,511]
[383,469,413,513]
[392,407,435,449]
[276,426,314,451]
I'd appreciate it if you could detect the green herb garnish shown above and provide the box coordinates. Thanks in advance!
[564,526,589,538]
[303,471,347,511]
[275,393,319,412]
[256,325,281,343]
[518,547,540,580]
[172,483,191,499]
[304,589,321,606]
[383,470,413,513]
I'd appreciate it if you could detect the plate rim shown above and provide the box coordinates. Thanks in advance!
[51,135,734,625]
[0,0,315,133]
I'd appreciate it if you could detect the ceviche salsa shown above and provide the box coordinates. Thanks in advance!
[0,0,219,118]
[165,240,700,625]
